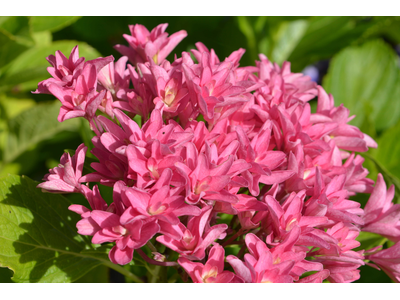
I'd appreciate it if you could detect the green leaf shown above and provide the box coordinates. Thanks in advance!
[32,31,52,46]
[0,174,142,282]
[288,16,376,71]
[356,231,387,252]
[237,16,257,62]
[0,32,28,72]
[323,39,400,132]
[74,264,109,283]
[0,266,13,282]
[3,101,80,164]
[270,20,308,65]
[369,121,400,181]
[0,16,34,47]
[363,153,400,204]
[30,17,81,33]
[0,40,102,92]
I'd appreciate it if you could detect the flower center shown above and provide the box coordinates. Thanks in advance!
[202,266,218,283]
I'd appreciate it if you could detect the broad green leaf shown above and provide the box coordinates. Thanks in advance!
[0,174,142,283]
[3,101,80,164]
[0,40,102,92]
[32,31,52,46]
[0,94,35,119]
[30,16,81,33]
[323,40,400,132]
[270,20,308,65]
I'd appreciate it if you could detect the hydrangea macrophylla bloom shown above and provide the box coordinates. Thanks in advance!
[35,22,400,282]
[37,143,87,193]
[115,23,187,65]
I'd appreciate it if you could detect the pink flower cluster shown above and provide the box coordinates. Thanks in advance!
[36,23,400,283]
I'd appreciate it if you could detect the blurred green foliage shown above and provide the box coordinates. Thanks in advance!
[1,16,400,283]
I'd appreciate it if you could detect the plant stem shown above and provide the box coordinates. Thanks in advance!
[221,228,245,247]
[151,265,161,283]
[146,241,158,252]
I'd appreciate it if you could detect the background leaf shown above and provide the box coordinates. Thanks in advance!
[288,16,375,72]
[30,16,81,33]
[323,39,400,132]
[0,40,102,93]
[2,101,79,164]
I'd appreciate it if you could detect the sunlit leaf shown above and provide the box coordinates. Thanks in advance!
[0,174,142,282]
[0,40,102,92]
[30,16,81,33]
[3,101,79,164]
[323,39,400,132]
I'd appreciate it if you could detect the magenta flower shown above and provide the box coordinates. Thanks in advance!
[120,183,200,240]
[362,174,400,242]
[367,242,400,282]
[156,205,227,260]
[34,45,113,95]
[115,23,187,65]
[37,143,87,193]
[48,63,106,122]
[178,244,243,283]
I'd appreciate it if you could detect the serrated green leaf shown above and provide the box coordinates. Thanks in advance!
[30,16,81,33]
[323,40,400,132]
[0,174,142,282]
[3,101,79,164]
[0,40,102,92]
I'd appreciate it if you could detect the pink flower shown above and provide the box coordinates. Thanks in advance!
[156,205,227,260]
[115,23,187,65]
[362,174,400,242]
[227,231,305,283]
[37,143,87,193]
[311,86,377,152]
[33,45,113,95]
[48,63,106,122]
[178,244,243,283]
[367,241,400,282]
[120,182,200,240]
